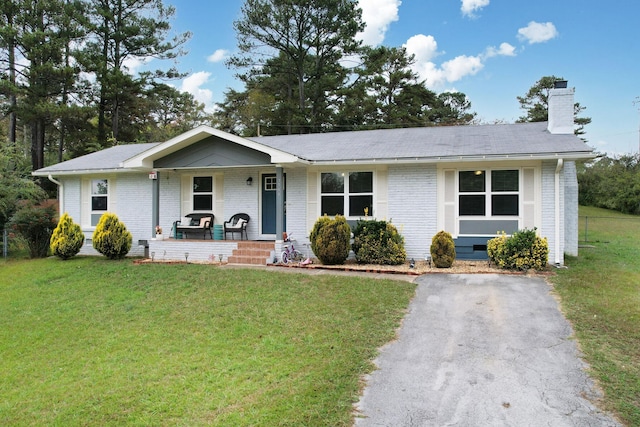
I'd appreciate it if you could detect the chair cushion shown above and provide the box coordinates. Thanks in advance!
[199,217,209,227]
[227,218,245,230]
[181,216,191,226]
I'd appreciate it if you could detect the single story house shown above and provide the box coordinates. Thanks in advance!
[34,83,594,266]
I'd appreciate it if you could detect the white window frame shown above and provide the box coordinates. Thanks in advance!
[90,178,109,227]
[192,176,214,212]
[319,171,374,218]
[458,169,520,218]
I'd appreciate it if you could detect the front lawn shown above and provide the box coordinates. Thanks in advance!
[550,206,640,426]
[0,258,415,426]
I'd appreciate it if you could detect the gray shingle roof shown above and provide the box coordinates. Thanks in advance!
[34,122,593,175]
[33,143,159,175]
[248,122,593,162]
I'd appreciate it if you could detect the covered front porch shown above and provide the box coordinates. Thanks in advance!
[144,238,280,265]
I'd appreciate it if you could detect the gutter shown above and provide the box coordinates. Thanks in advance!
[48,174,64,214]
[305,152,595,166]
[554,159,563,266]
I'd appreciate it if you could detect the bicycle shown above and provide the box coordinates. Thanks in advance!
[281,233,305,264]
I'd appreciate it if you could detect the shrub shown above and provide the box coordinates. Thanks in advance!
[487,228,548,271]
[8,203,57,258]
[309,215,351,265]
[430,230,456,268]
[50,213,85,260]
[92,213,132,260]
[352,219,406,265]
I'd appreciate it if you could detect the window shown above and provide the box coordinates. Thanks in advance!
[491,170,519,216]
[193,176,213,211]
[459,171,486,216]
[321,172,373,216]
[459,170,519,216]
[264,176,277,191]
[91,179,108,226]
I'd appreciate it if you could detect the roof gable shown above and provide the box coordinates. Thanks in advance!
[123,125,298,169]
[154,135,271,168]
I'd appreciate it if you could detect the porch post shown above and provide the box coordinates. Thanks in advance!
[275,166,284,241]
[152,171,160,236]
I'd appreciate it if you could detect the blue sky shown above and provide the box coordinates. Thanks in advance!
[151,0,640,155]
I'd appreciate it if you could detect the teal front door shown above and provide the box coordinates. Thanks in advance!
[261,174,285,235]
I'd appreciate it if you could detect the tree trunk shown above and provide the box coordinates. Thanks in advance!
[30,120,45,171]
[7,12,17,143]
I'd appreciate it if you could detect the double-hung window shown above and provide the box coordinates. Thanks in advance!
[320,172,373,217]
[91,179,109,226]
[193,176,213,211]
[459,170,519,217]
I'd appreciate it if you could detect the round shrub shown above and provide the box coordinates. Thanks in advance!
[487,228,548,271]
[309,215,351,265]
[352,219,406,265]
[50,212,85,260]
[9,203,57,258]
[92,213,132,260]
[430,230,456,268]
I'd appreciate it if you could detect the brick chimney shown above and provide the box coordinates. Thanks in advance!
[547,80,574,134]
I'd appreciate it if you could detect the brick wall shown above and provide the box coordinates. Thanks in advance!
[387,164,437,260]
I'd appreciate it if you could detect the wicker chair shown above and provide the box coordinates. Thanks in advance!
[223,213,250,240]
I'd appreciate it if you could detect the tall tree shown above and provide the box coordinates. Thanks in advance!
[0,0,20,144]
[429,92,477,126]
[81,0,190,144]
[516,75,591,137]
[334,46,475,130]
[141,81,209,141]
[9,0,86,171]
[229,0,364,134]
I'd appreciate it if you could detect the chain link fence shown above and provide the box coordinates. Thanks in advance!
[579,215,640,243]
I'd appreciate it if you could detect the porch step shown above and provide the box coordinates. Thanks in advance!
[228,241,275,265]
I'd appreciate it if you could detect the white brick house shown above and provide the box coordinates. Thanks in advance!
[34,84,593,265]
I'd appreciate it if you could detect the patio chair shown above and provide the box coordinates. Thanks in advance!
[224,213,250,240]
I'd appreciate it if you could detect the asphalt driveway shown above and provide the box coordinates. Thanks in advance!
[354,274,620,426]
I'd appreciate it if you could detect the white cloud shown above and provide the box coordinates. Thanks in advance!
[404,34,439,62]
[484,42,516,58]
[404,35,514,89]
[180,71,213,108]
[207,49,229,63]
[517,21,558,44]
[357,0,401,46]
[122,56,152,75]
[461,0,490,17]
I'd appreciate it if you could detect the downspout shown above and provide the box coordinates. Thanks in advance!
[48,174,63,214]
[554,159,563,266]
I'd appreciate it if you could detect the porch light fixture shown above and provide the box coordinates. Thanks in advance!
[246,177,253,186]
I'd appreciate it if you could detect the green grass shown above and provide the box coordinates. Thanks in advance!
[0,258,415,426]
[550,206,640,426]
